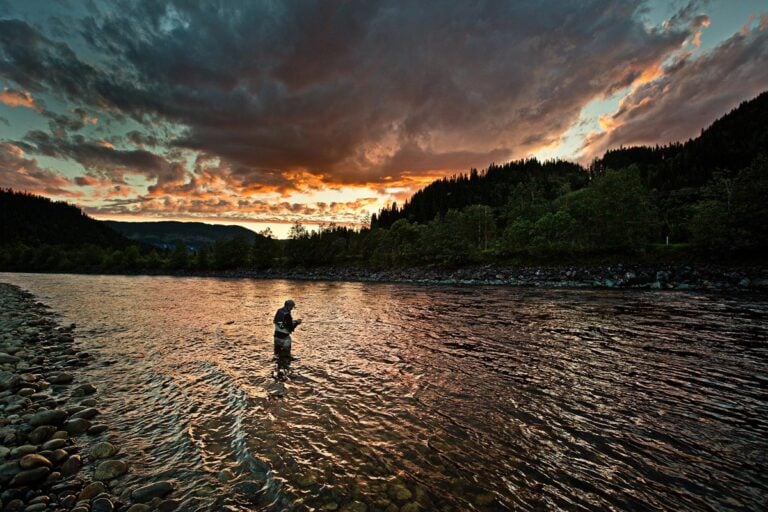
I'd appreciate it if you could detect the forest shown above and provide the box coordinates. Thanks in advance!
[1,91,766,273]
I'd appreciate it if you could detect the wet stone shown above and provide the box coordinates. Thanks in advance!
[10,466,50,487]
[94,460,128,481]
[71,384,97,397]
[157,499,180,512]
[72,408,99,420]
[92,497,114,512]
[19,454,52,470]
[10,445,38,457]
[48,449,68,465]
[79,481,107,501]
[130,481,173,502]
[27,426,56,444]
[87,424,109,435]
[125,505,150,512]
[91,442,118,459]
[64,418,91,435]
[29,409,68,427]
[23,503,47,512]
[41,438,67,451]
[59,454,82,476]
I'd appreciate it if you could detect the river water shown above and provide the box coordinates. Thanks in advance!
[2,273,767,511]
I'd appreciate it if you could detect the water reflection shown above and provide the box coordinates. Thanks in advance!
[2,273,768,511]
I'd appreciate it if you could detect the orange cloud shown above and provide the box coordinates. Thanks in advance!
[0,88,40,110]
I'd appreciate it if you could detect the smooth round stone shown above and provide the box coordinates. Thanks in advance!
[60,495,77,508]
[17,388,35,397]
[80,398,98,407]
[59,454,82,476]
[87,424,109,435]
[0,446,10,458]
[79,481,107,501]
[23,503,47,512]
[48,373,74,385]
[70,507,89,512]
[71,384,97,397]
[9,466,50,486]
[29,409,68,427]
[27,425,56,444]
[51,430,68,440]
[41,438,67,450]
[91,442,118,459]
[71,408,100,420]
[44,470,61,483]
[10,445,38,457]
[399,503,419,512]
[130,481,173,502]
[48,448,69,465]
[92,497,114,512]
[94,460,128,481]
[64,418,91,435]
[28,495,49,504]
[125,505,150,512]
[19,454,52,470]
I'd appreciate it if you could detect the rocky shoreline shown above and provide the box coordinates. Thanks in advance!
[0,284,176,512]
[197,264,768,292]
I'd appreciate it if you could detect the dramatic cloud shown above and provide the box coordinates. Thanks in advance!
[581,21,768,160]
[0,142,76,196]
[1,1,692,188]
[0,0,765,231]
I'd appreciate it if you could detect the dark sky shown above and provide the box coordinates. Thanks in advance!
[1,0,766,236]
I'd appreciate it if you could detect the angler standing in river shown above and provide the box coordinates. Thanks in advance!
[274,299,302,355]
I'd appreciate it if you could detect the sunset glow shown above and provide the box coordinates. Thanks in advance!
[1,0,767,237]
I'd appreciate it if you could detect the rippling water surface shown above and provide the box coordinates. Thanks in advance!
[3,273,768,511]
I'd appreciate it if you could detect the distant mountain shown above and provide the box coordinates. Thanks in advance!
[104,220,264,249]
[0,189,130,248]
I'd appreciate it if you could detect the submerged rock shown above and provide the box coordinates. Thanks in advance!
[94,460,128,481]
[130,480,174,502]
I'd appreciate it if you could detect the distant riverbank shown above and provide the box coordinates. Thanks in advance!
[5,263,768,292]
[181,263,768,292]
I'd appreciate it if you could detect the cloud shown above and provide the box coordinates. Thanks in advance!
[0,87,41,110]
[580,21,768,160]
[0,142,78,196]
[0,1,694,192]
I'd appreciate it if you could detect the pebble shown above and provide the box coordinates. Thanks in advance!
[72,384,97,397]
[41,438,67,450]
[94,460,128,481]
[79,481,107,501]
[9,466,50,486]
[28,409,68,427]
[59,454,82,476]
[27,425,56,444]
[91,441,118,459]
[19,454,52,469]
[125,505,150,512]
[64,418,92,435]
[92,497,115,512]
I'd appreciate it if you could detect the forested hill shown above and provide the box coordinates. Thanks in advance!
[104,220,264,250]
[372,159,587,228]
[373,90,768,229]
[591,90,768,190]
[0,189,130,248]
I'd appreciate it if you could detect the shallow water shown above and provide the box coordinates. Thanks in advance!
[3,273,768,511]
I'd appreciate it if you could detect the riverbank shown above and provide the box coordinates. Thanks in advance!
[191,263,768,292]
[0,284,177,512]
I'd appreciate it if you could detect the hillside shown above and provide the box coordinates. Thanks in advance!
[0,189,130,248]
[104,220,264,250]
[375,90,768,229]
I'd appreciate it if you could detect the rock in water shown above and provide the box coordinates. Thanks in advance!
[64,418,92,435]
[79,481,107,501]
[72,383,97,396]
[59,454,82,476]
[10,466,50,486]
[94,460,128,481]
[130,481,174,502]
[92,497,115,512]
[91,441,118,459]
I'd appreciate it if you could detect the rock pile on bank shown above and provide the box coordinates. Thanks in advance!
[0,284,176,512]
